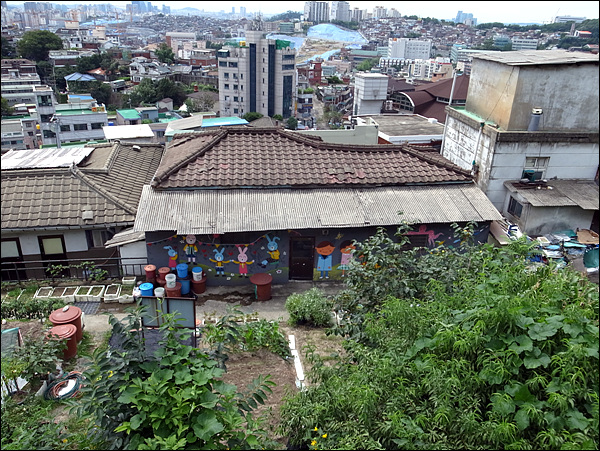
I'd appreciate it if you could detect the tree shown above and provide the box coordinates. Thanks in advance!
[357,58,380,72]
[35,60,53,83]
[17,30,63,61]
[326,75,343,84]
[286,116,298,130]
[272,114,283,121]
[186,92,216,113]
[1,97,15,116]
[243,112,263,122]
[156,43,175,64]
[129,78,157,106]
[89,81,112,106]
[1,36,16,58]
[279,225,600,450]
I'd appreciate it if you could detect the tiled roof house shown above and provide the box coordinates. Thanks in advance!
[1,143,164,280]
[134,126,502,286]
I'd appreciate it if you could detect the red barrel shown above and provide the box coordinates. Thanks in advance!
[191,276,207,295]
[165,282,181,297]
[49,305,83,341]
[47,324,78,360]
[250,273,273,301]
[144,264,157,283]
[157,267,171,285]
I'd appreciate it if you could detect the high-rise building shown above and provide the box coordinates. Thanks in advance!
[162,4,170,14]
[454,10,477,25]
[388,38,432,60]
[304,1,329,23]
[240,6,246,16]
[218,20,297,119]
[330,1,350,22]
[373,6,387,19]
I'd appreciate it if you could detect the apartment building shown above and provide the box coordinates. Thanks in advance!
[217,22,297,119]
[330,1,351,22]
[388,38,432,60]
[304,1,329,23]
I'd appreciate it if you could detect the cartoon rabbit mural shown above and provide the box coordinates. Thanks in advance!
[232,245,254,278]
[164,245,178,270]
[209,247,230,277]
[182,234,198,263]
[259,234,281,268]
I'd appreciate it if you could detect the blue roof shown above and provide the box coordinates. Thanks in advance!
[201,117,249,127]
[64,72,97,81]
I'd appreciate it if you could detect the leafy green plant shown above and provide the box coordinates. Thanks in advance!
[11,334,66,384]
[203,315,291,360]
[0,296,65,320]
[279,226,599,450]
[285,288,333,327]
[72,306,278,450]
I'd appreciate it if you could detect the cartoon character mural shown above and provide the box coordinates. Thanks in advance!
[404,225,444,246]
[209,247,230,277]
[182,235,198,263]
[259,234,280,268]
[232,245,254,278]
[163,245,178,270]
[315,241,335,279]
[339,240,355,277]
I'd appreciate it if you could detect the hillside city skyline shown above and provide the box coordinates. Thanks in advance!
[4,1,599,25]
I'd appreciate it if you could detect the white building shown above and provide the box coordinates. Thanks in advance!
[511,38,539,51]
[441,50,599,235]
[217,21,297,119]
[388,38,432,60]
[304,1,329,23]
[330,1,351,22]
[352,73,388,116]
[553,15,586,23]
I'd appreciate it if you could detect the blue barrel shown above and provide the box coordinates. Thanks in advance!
[139,282,154,296]
[179,278,190,295]
[176,263,188,279]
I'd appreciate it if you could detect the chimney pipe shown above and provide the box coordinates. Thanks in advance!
[528,107,543,131]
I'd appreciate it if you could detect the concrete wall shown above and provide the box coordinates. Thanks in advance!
[466,58,599,131]
[119,240,147,276]
[297,124,378,144]
[504,200,595,236]
[2,229,88,255]
[443,109,600,211]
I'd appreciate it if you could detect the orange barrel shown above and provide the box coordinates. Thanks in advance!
[191,276,207,295]
[249,273,273,301]
[47,324,78,360]
[144,264,157,283]
[165,282,181,297]
[157,266,171,284]
[49,305,83,341]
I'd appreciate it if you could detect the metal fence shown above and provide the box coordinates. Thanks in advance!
[1,256,149,285]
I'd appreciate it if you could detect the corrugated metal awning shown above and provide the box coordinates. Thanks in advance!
[133,184,502,234]
[505,180,599,209]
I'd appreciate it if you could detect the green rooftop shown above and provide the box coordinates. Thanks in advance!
[117,109,142,120]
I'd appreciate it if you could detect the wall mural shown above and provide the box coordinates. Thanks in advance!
[146,232,288,286]
[145,223,491,286]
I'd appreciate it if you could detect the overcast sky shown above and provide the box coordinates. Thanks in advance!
[5,1,599,24]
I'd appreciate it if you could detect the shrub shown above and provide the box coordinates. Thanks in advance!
[286,288,333,327]
[0,296,65,321]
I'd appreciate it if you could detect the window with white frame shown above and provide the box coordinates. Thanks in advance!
[522,156,549,181]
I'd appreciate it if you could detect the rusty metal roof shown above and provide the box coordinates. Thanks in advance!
[133,184,502,234]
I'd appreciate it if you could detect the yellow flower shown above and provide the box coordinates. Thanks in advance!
[322,433,327,438]
[314,427,318,431]
[62,439,68,443]
[108,370,114,378]
[311,440,317,446]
